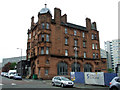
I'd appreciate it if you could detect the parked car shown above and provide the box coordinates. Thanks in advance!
[3,72,8,77]
[13,73,22,80]
[4,73,8,77]
[109,77,120,90]
[1,72,5,76]
[8,70,16,79]
[52,76,74,87]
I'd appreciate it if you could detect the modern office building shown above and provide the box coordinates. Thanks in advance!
[104,39,120,71]
[26,5,107,79]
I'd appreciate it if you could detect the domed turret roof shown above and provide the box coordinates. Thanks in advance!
[40,7,52,15]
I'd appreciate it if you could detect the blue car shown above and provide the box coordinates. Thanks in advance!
[13,73,22,80]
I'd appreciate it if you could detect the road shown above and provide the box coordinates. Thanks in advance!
[0,75,109,90]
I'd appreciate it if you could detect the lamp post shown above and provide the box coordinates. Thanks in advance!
[17,48,22,76]
[74,47,77,72]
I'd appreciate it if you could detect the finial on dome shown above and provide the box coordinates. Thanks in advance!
[45,4,47,8]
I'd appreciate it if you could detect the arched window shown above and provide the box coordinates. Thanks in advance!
[71,62,80,72]
[84,63,92,72]
[57,62,68,75]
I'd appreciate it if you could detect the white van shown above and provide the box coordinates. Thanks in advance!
[8,70,16,79]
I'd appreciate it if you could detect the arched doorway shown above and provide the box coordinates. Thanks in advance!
[57,62,68,75]
[71,62,80,72]
[84,63,92,72]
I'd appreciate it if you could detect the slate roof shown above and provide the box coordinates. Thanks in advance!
[61,22,87,31]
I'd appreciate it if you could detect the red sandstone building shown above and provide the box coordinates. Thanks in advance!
[26,6,107,79]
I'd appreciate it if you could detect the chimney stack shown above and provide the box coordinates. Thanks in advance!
[86,18,91,30]
[92,22,97,30]
[61,14,67,24]
[31,16,34,29]
[54,8,61,24]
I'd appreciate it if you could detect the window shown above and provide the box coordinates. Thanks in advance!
[46,23,49,29]
[96,44,98,49]
[74,30,77,36]
[84,64,92,72]
[33,31,35,36]
[41,35,44,42]
[84,52,86,58]
[95,34,97,39]
[71,62,80,72]
[45,69,48,75]
[82,32,85,38]
[93,53,95,59]
[28,33,31,39]
[65,49,68,56]
[83,41,86,48]
[75,50,78,57]
[42,23,45,29]
[41,47,44,54]
[37,60,39,64]
[57,62,68,75]
[37,47,39,55]
[74,40,77,46]
[92,34,94,39]
[46,47,49,54]
[92,44,95,49]
[46,34,49,42]
[28,43,30,49]
[96,53,98,58]
[65,28,67,34]
[65,38,68,45]
[46,59,49,64]
[28,53,30,59]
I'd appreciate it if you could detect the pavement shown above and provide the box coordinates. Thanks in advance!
[29,79,109,89]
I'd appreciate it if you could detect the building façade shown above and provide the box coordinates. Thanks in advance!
[26,6,107,79]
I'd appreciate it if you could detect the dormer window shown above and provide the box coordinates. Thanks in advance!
[42,23,45,29]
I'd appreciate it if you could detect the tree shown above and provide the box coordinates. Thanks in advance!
[2,62,11,72]
[2,62,17,72]
[108,68,114,73]
[10,62,17,70]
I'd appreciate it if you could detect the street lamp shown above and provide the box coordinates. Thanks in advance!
[17,48,22,76]
[74,47,77,72]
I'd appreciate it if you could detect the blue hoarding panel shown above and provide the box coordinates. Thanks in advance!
[104,73,117,86]
[75,72,85,84]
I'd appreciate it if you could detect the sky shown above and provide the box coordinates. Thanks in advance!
[0,0,119,63]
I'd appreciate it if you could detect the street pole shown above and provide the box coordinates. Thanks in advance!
[74,47,77,72]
